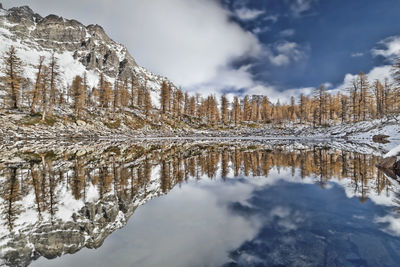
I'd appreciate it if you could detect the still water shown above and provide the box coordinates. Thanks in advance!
[1,141,400,266]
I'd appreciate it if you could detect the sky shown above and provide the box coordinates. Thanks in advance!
[2,0,400,102]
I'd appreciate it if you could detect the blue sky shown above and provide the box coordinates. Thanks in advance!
[2,0,400,101]
[224,0,400,91]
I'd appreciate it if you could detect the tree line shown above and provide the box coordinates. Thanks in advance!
[2,45,400,126]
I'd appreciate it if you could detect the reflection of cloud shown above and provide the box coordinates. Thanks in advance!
[32,179,262,267]
[375,215,400,236]
[270,206,305,232]
[372,36,400,59]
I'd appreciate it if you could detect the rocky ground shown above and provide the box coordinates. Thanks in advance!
[1,109,399,145]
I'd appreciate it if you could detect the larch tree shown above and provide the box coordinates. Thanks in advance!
[383,78,393,115]
[357,71,370,121]
[243,96,251,121]
[299,94,306,124]
[373,80,384,118]
[261,96,271,123]
[71,75,86,119]
[172,88,184,117]
[160,81,171,114]
[130,74,138,107]
[188,96,196,117]
[2,46,24,109]
[31,56,45,114]
[250,99,260,122]
[313,85,327,125]
[113,78,120,117]
[120,80,131,108]
[183,91,189,115]
[40,66,51,121]
[137,84,145,108]
[289,96,296,122]
[340,94,348,123]
[232,96,241,125]
[98,73,113,109]
[144,88,152,118]
[48,53,60,116]
[220,94,229,124]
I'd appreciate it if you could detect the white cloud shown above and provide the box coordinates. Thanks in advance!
[264,14,279,23]
[332,35,400,94]
[253,26,271,35]
[0,0,321,103]
[371,36,400,59]
[335,65,393,93]
[2,0,262,95]
[266,41,307,67]
[279,29,295,37]
[351,52,364,58]
[288,0,318,17]
[235,8,264,21]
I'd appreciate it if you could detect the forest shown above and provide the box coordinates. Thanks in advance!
[1,45,400,128]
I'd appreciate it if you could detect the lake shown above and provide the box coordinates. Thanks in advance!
[0,141,399,266]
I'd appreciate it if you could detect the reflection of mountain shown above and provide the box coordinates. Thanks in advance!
[0,142,398,266]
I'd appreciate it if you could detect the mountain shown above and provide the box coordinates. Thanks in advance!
[0,5,175,106]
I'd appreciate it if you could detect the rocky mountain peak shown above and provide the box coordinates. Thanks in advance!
[0,4,177,107]
[8,5,41,21]
[9,5,35,15]
[0,5,142,80]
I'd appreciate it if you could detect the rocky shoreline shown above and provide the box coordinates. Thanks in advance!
[1,110,400,177]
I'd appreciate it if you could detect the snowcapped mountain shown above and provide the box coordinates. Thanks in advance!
[0,5,176,107]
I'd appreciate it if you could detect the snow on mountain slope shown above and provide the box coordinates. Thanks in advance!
[0,5,177,108]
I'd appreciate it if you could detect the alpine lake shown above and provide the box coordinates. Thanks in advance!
[1,139,400,267]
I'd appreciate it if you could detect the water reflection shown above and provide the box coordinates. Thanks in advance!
[0,142,399,266]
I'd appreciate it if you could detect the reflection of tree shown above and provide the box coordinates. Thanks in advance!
[0,144,394,232]
[161,159,171,193]
[221,149,229,180]
[30,162,43,220]
[0,167,22,231]
[47,159,57,221]
[71,158,85,200]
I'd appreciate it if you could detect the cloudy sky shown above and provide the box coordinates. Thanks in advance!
[2,0,400,101]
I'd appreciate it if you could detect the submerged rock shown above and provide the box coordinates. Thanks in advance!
[378,156,397,169]
[372,134,390,144]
